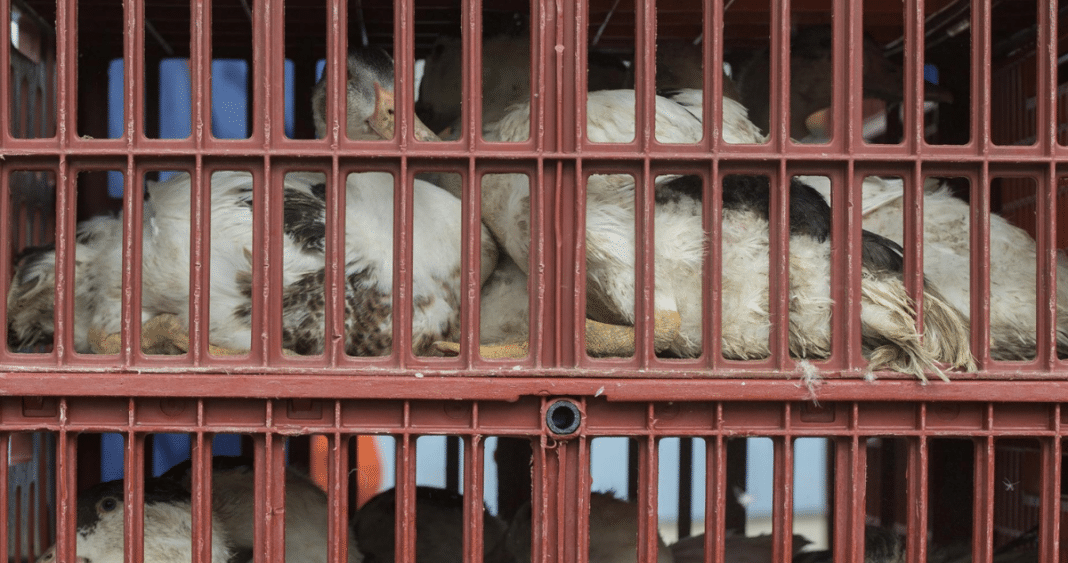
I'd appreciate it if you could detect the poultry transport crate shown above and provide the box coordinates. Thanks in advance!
[1,0,1068,563]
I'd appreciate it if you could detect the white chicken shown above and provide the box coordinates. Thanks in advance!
[35,478,236,563]
[683,58,1068,360]
[311,47,530,352]
[798,175,1068,361]
[7,48,497,357]
[454,88,972,379]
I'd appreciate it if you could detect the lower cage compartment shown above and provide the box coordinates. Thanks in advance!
[0,397,1060,563]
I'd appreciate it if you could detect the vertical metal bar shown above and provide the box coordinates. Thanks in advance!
[973,419,996,563]
[55,417,76,563]
[121,161,145,362]
[126,0,143,144]
[123,425,145,563]
[559,0,574,153]
[847,164,864,368]
[265,415,287,563]
[397,404,416,563]
[459,163,482,362]
[263,9,286,363]
[842,0,862,150]
[462,0,481,145]
[121,0,145,365]
[831,437,851,563]
[0,433,10,563]
[768,0,790,147]
[850,414,866,563]
[552,159,580,368]
[904,0,925,151]
[639,409,659,563]
[974,0,992,152]
[321,0,346,144]
[904,164,926,353]
[393,0,415,145]
[530,158,549,366]
[971,164,992,365]
[560,1,582,367]
[907,423,930,563]
[190,161,211,364]
[247,0,267,146]
[190,431,214,563]
[700,165,723,367]
[636,160,654,365]
[463,431,486,563]
[328,406,350,563]
[0,164,10,346]
[55,0,76,144]
[531,435,548,563]
[772,419,794,563]
[706,431,726,563]
[250,413,268,563]
[458,0,483,361]
[704,0,724,365]
[388,0,414,366]
[571,434,589,563]
[635,0,655,150]
[393,164,414,366]
[1036,0,1059,368]
[1036,163,1058,368]
[322,0,347,365]
[193,0,211,146]
[705,0,724,149]
[1039,409,1061,563]
[266,0,285,148]
[51,0,77,363]
[769,166,789,367]
[53,161,74,363]
[0,0,10,142]
[189,0,210,362]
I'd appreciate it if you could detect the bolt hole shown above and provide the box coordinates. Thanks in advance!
[546,400,581,436]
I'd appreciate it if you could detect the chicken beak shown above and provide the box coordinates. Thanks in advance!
[369,82,441,142]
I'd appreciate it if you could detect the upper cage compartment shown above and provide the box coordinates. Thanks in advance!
[1,0,1067,388]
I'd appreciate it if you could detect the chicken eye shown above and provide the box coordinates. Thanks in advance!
[97,497,118,513]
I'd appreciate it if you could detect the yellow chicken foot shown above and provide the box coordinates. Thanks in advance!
[434,310,682,359]
[89,314,251,356]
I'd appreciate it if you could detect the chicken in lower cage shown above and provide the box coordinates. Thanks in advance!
[504,492,673,563]
[35,478,237,563]
[352,486,511,563]
[160,456,362,563]
[791,526,904,563]
[7,47,498,357]
[669,531,810,563]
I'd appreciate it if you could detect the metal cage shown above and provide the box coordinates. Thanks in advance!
[0,1,1066,563]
